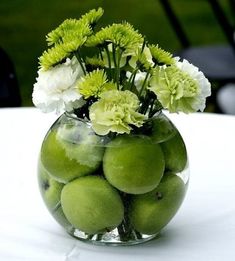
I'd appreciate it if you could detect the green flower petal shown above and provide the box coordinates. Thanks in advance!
[46,8,103,46]
[86,22,143,54]
[149,44,175,66]
[149,66,200,113]
[40,8,104,70]
[39,45,69,70]
[85,56,106,70]
[78,69,116,99]
[89,90,146,135]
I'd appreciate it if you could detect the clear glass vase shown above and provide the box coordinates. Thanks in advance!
[37,111,189,246]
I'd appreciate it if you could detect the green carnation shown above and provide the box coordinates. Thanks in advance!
[89,90,146,135]
[148,65,200,113]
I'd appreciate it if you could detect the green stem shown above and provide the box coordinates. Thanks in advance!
[139,70,150,98]
[139,90,154,115]
[148,99,155,118]
[112,43,117,68]
[128,69,138,92]
[141,97,150,115]
[130,70,137,91]
[116,49,124,90]
[104,45,112,80]
[98,47,103,60]
[117,193,136,242]
[112,43,121,88]
[140,38,146,53]
[75,51,86,75]
[149,100,163,117]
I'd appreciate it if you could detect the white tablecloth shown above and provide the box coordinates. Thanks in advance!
[0,108,235,261]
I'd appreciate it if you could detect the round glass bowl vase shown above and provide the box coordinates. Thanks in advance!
[37,111,189,246]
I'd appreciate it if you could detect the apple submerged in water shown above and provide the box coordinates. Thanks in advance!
[38,163,72,228]
[103,135,165,194]
[38,162,64,212]
[160,131,187,173]
[40,129,103,183]
[61,176,124,234]
[129,174,186,235]
[150,113,177,143]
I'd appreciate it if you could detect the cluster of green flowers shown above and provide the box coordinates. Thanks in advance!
[33,8,211,135]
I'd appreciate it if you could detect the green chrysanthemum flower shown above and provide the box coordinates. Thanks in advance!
[46,19,88,46]
[39,34,87,70]
[86,22,143,54]
[80,7,104,27]
[89,90,146,135]
[129,45,153,70]
[40,8,104,70]
[149,44,175,66]
[61,34,87,53]
[39,44,69,71]
[78,69,116,99]
[85,56,106,70]
[34,8,211,120]
[46,8,103,46]
[135,51,153,71]
[149,65,200,113]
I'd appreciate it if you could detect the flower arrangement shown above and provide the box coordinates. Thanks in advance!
[34,8,212,244]
[32,7,211,136]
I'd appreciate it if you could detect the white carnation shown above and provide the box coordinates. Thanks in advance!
[32,56,84,113]
[176,59,211,112]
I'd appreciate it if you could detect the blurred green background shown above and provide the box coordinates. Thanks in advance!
[0,0,233,106]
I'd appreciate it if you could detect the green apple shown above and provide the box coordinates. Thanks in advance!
[56,124,105,169]
[40,128,104,183]
[61,176,124,234]
[38,162,64,211]
[129,174,186,235]
[52,206,72,229]
[38,162,72,228]
[103,135,165,194]
[160,131,187,172]
[150,113,177,143]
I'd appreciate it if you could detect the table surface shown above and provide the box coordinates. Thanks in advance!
[0,108,235,261]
